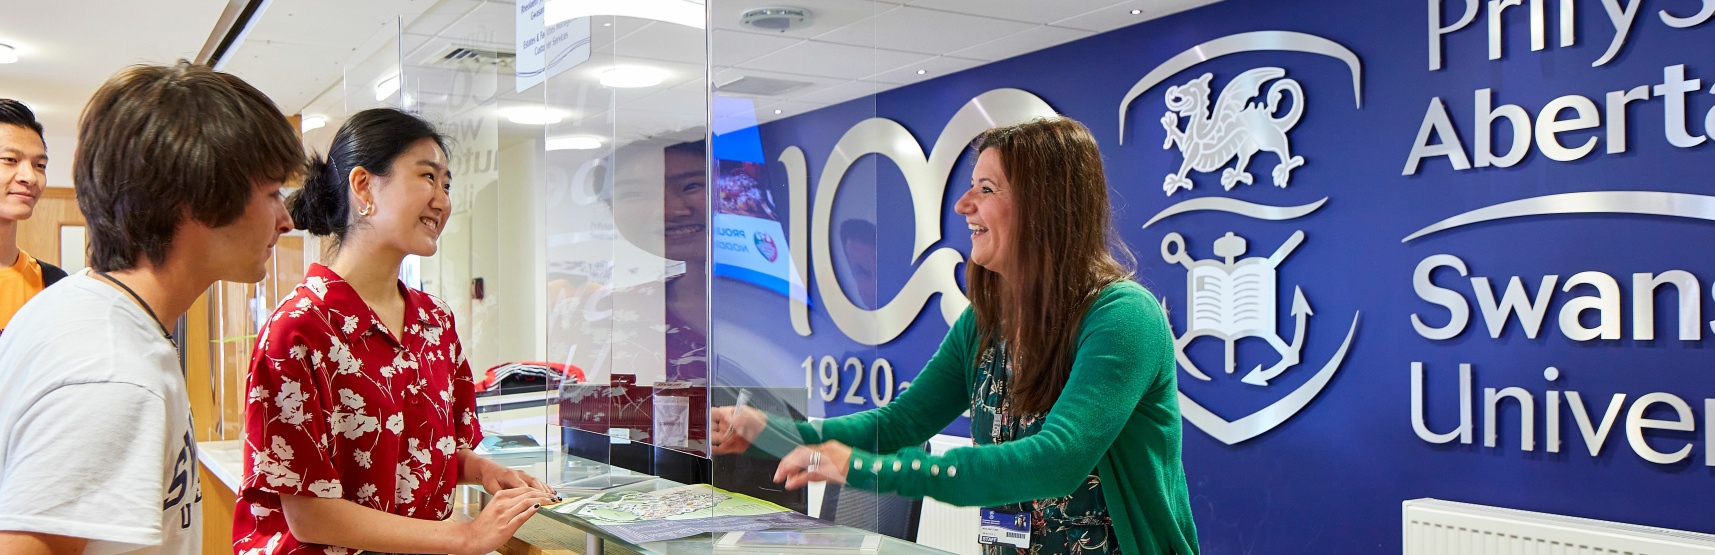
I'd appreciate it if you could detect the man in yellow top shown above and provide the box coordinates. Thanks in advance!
[0,99,66,331]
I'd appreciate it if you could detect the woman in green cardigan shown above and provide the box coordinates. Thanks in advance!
[713,116,1199,555]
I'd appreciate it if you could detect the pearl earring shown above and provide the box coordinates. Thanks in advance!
[359,204,374,216]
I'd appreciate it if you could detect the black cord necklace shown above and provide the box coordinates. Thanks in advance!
[95,270,175,344]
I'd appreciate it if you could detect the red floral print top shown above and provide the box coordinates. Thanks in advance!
[234,263,481,555]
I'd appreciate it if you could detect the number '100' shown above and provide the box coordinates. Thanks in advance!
[801,356,910,407]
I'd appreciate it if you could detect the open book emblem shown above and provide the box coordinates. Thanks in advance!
[1162,230,1308,386]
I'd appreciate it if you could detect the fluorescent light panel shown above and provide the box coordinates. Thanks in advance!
[599,66,665,88]
[547,136,603,151]
[545,0,705,29]
[502,106,566,125]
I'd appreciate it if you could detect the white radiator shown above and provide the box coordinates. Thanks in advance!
[916,434,980,555]
[1404,498,1715,554]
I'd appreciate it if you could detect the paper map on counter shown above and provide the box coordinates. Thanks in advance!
[556,484,824,544]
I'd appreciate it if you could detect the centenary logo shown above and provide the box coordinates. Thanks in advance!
[1119,31,1365,444]
[783,88,1059,345]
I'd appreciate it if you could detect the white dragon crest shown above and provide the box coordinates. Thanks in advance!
[1160,67,1306,195]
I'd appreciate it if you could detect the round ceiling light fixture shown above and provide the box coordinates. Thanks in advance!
[300,115,327,133]
[599,66,666,88]
[740,7,813,33]
[0,43,18,64]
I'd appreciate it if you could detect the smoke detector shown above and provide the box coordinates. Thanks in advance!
[740,7,812,32]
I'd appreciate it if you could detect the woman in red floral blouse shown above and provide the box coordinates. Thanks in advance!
[234,108,557,555]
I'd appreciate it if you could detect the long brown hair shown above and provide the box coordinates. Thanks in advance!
[968,117,1134,415]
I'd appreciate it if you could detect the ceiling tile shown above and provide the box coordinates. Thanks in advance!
[903,0,1123,25]
[1052,0,1221,33]
[812,6,1036,55]
[865,55,987,86]
[712,29,804,67]
[224,40,354,112]
[947,25,1092,63]
[787,80,885,106]
[739,40,932,81]
[604,21,706,65]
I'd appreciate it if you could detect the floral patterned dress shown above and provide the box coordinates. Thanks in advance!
[233,264,481,555]
[971,343,1120,555]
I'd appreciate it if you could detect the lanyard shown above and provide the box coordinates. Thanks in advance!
[95,271,176,345]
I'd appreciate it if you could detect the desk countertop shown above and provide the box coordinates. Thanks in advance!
[198,439,245,493]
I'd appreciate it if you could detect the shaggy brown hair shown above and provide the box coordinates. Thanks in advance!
[75,61,304,271]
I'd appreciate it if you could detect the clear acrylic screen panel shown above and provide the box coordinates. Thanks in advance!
[394,5,558,476]
[541,9,712,499]
[710,0,901,540]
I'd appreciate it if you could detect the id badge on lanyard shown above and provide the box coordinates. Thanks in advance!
[979,344,1030,549]
[978,507,1032,549]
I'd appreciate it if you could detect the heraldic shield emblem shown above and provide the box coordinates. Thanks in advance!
[1120,30,1365,445]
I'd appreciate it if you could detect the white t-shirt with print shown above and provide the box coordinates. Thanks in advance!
[0,271,200,555]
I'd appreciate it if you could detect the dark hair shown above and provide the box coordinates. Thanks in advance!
[0,99,45,140]
[967,116,1135,415]
[289,107,447,245]
[76,61,305,272]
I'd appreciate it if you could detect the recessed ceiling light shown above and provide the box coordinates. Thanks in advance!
[916,69,926,75]
[600,66,666,88]
[501,106,566,125]
[0,44,17,64]
[547,136,603,150]
[300,115,326,133]
[374,75,400,101]
[1130,9,1143,14]
[773,109,783,114]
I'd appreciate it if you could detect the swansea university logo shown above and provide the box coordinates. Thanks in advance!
[1119,31,1363,444]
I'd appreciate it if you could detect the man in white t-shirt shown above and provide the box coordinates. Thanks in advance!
[0,61,302,555]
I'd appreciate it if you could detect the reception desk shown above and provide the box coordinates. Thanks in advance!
[464,449,955,555]
[199,438,954,554]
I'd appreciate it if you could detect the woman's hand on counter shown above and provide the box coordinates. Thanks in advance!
[457,487,558,555]
[458,448,557,498]
[709,404,766,455]
[774,441,852,490]
[481,465,556,498]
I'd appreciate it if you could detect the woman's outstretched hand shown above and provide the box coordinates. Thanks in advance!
[709,404,766,455]
[773,441,853,490]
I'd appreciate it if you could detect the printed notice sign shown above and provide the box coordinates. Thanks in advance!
[516,0,589,92]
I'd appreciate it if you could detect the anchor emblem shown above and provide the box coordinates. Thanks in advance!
[1161,230,1310,386]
